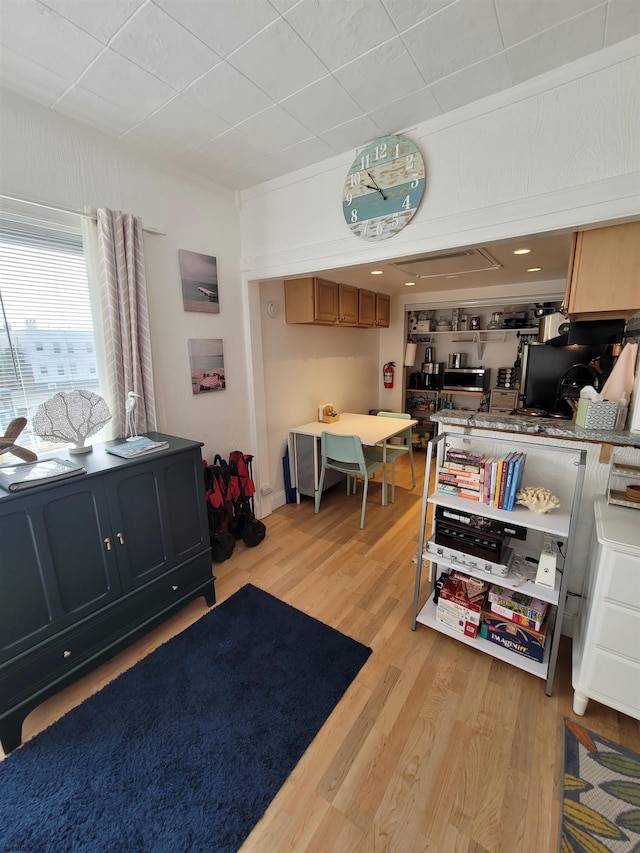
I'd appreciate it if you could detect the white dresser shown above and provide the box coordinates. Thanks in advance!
[572,496,640,719]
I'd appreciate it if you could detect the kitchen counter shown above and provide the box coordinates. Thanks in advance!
[431,410,640,447]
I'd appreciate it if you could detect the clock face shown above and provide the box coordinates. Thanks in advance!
[342,134,425,242]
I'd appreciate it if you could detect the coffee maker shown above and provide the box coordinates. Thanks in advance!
[421,346,444,389]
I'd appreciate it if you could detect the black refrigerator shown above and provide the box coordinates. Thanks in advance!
[519,342,612,416]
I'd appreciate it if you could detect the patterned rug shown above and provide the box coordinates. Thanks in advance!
[560,719,640,852]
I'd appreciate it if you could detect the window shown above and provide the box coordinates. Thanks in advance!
[0,207,104,452]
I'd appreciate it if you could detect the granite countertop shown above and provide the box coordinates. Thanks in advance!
[431,410,640,447]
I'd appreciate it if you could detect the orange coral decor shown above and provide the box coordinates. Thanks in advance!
[560,718,640,852]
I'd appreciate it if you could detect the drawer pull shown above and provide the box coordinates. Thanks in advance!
[63,650,72,659]
[172,585,179,592]
[104,537,112,551]
[117,532,124,545]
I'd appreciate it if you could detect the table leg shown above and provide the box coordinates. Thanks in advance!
[382,441,388,506]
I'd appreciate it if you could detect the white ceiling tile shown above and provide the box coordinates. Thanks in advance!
[77,50,177,119]
[495,0,603,49]
[402,0,503,83]
[168,146,230,180]
[197,129,264,172]
[334,37,425,113]
[38,0,144,43]
[369,86,442,135]
[155,0,279,58]
[55,85,140,136]
[258,135,335,176]
[109,2,219,90]
[121,125,192,158]
[381,0,455,33]
[214,169,260,190]
[507,5,607,85]
[129,95,230,148]
[430,52,513,112]
[269,0,300,13]
[319,114,381,154]
[0,45,70,107]
[234,105,312,154]
[280,75,363,134]
[604,0,640,45]
[228,17,327,100]
[284,0,396,71]
[0,0,104,81]
[185,62,274,125]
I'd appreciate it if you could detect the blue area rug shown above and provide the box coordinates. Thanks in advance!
[0,584,371,852]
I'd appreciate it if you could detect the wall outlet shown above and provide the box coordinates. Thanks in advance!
[260,484,273,495]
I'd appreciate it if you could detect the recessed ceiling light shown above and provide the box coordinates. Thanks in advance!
[513,248,531,255]
[527,267,542,272]
[404,281,416,286]
[446,274,460,279]
[371,270,383,275]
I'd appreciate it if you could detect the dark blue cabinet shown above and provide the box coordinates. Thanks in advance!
[0,434,214,753]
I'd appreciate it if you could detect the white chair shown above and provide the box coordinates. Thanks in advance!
[315,432,387,529]
[364,411,416,503]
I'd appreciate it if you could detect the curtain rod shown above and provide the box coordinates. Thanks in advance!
[0,194,165,235]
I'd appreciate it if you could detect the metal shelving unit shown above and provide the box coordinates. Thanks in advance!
[411,431,586,696]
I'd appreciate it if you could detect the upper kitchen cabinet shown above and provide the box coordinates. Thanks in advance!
[285,278,388,327]
[285,277,339,324]
[358,288,376,326]
[564,222,640,319]
[375,293,390,328]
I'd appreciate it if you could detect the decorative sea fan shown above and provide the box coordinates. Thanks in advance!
[33,389,112,455]
[0,417,38,462]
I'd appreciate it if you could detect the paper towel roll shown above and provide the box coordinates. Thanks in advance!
[404,343,417,366]
[601,342,638,403]
[627,346,640,433]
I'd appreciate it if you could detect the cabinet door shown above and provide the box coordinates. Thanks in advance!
[565,223,640,318]
[375,293,390,327]
[105,449,209,591]
[338,283,358,324]
[358,288,376,326]
[0,480,120,663]
[314,278,339,323]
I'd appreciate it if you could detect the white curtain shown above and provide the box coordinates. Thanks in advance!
[96,208,157,438]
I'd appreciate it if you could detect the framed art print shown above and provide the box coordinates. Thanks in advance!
[188,338,225,394]
[179,249,219,313]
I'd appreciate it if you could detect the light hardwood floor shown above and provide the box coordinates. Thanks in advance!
[5,453,639,852]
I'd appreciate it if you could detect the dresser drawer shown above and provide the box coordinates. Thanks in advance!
[590,602,640,663]
[0,553,212,711]
[588,650,640,716]
[602,551,640,610]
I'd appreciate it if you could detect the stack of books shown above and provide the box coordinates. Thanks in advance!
[436,449,485,501]
[436,448,526,511]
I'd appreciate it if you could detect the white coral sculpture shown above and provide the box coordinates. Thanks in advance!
[33,389,112,454]
[516,486,560,514]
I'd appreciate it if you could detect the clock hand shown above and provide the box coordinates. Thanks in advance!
[365,171,387,200]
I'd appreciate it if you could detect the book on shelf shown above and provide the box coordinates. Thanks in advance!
[106,436,170,459]
[0,457,86,492]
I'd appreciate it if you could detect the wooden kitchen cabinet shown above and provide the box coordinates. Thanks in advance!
[285,277,339,324]
[285,278,389,327]
[358,288,376,326]
[564,222,640,319]
[375,292,390,327]
[338,283,358,324]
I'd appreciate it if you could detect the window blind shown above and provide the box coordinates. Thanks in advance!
[0,213,102,453]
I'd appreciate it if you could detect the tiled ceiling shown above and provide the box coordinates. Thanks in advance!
[1,0,638,192]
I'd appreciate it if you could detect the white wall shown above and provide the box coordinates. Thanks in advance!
[0,90,251,467]
[242,42,640,509]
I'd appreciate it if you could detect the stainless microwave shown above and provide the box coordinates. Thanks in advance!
[442,368,490,392]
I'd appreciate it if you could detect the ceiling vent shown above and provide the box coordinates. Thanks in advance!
[392,248,502,279]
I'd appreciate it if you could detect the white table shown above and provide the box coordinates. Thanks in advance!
[288,413,417,506]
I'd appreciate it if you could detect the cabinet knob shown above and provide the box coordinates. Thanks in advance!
[63,650,71,659]
[172,585,178,592]
[117,532,124,545]
[104,537,112,551]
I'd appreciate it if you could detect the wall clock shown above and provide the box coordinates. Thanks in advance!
[342,134,426,242]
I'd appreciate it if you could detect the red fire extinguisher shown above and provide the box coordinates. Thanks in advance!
[383,361,395,389]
